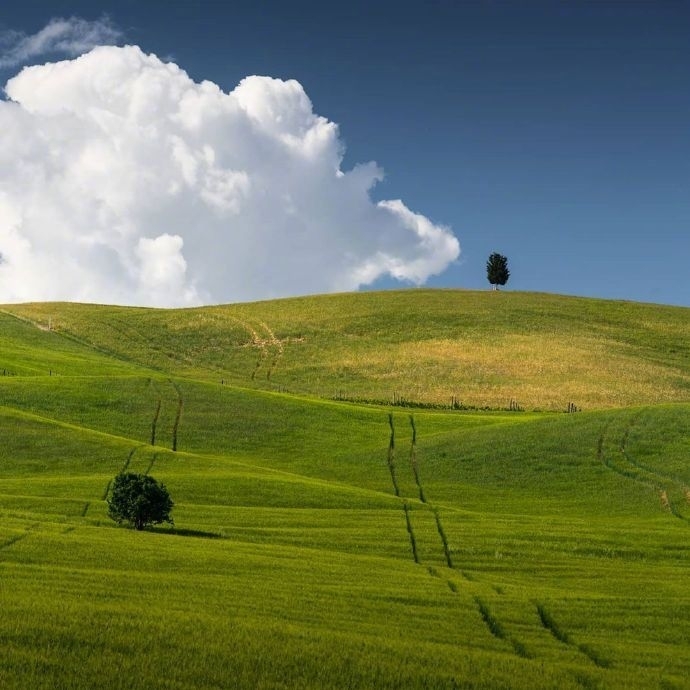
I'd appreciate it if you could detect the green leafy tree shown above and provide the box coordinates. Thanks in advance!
[486,253,510,290]
[107,472,174,531]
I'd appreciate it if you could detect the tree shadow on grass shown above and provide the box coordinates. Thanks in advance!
[149,526,224,539]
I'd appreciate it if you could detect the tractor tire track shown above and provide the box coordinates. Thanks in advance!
[121,447,137,473]
[387,414,400,497]
[409,419,529,660]
[150,398,162,446]
[385,414,529,663]
[0,310,143,371]
[102,446,142,500]
[149,379,163,446]
[619,412,690,520]
[599,413,688,522]
[171,381,183,452]
[474,596,530,658]
[385,415,419,563]
[391,414,458,570]
[144,453,158,476]
[409,415,426,503]
[402,502,420,563]
[409,419,457,571]
[0,524,38,552]
[536,603,610,669]
[433,508,454,568]
[0,532,29,551]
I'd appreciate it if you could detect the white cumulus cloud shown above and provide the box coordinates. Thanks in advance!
[0,16,122,68]
[0,45,459,306]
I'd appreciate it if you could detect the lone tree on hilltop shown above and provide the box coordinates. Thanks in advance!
[107,472,174,531]
[486,253,510,290]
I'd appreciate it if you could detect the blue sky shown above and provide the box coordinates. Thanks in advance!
[1,1,689,307]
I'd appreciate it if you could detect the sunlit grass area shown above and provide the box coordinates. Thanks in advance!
[7,289,690,409]
[1,290,689,688]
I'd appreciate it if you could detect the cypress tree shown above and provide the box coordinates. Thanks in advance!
[486,253,510,290]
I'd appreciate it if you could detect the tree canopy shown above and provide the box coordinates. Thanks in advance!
[107,472,174,531]
[486,253,510,290]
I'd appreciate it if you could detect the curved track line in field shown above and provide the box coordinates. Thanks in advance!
[121,447,137,474]
[382,416,558,665]
[595,422,610,465]
[599,412,688,522]
[536,603,610,669]
[386,414,400,497]
[404,418,533,660]
[619,413,674,488]
[474,596,530,658]
[402,502,420,563]
[1,309,158,373]
[384,415,421,563]
[0,523,38,552]
[171,381,183,452]
[0,531,30,551]
[388,414,457,570]
[409,415,426,503]
[103,445,144,500]
[619,414,689,520]
[405,415,454,567]
[149,379,163,446]
[598,418,661,490]
[433,508,454,569]
[144,453,158,476]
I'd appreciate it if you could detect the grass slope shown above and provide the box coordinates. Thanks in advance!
[0,290,689,689]
[6,289,690,409]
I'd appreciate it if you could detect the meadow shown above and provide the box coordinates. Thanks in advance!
[0,290,689,689]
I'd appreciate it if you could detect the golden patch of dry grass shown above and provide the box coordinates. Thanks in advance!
[6,290,690,411]
[324,334,689,410]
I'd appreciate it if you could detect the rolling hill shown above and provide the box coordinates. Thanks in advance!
[0,290,689,689]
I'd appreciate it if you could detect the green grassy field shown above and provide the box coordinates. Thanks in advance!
[0,290,689,689]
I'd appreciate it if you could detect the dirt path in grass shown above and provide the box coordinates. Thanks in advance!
[257,320,283,380]
[227,318,282,381]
